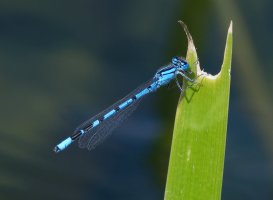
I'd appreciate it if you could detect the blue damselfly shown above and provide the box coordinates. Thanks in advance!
[54,57,195,153]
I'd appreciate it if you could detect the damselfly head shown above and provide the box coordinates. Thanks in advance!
[172,57,189,71]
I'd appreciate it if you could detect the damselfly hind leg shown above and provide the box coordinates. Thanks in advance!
[175,70,195,82]
[174,70,193,92]
[174,69,204,92]
[185,73,206,91]
[175,75,184,92]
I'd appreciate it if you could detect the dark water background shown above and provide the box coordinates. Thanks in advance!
[0,0,273,199]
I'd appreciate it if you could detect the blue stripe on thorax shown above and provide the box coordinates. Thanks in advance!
[160,67,176,75]
[158,73,176,87]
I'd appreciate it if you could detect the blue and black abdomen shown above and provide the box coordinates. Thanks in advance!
[73,79,158,150]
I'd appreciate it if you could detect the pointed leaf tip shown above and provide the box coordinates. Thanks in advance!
[228,21,233,33]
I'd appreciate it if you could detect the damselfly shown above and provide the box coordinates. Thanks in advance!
[54,57,195,153]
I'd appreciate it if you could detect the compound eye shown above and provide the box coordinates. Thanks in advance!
[180,60,187,66]
[172,56,180,65]
[181,61,189,70]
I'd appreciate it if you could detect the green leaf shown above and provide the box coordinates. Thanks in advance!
[164,21,232,200]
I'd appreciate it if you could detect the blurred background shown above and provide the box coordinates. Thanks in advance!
[0,0,272,199]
